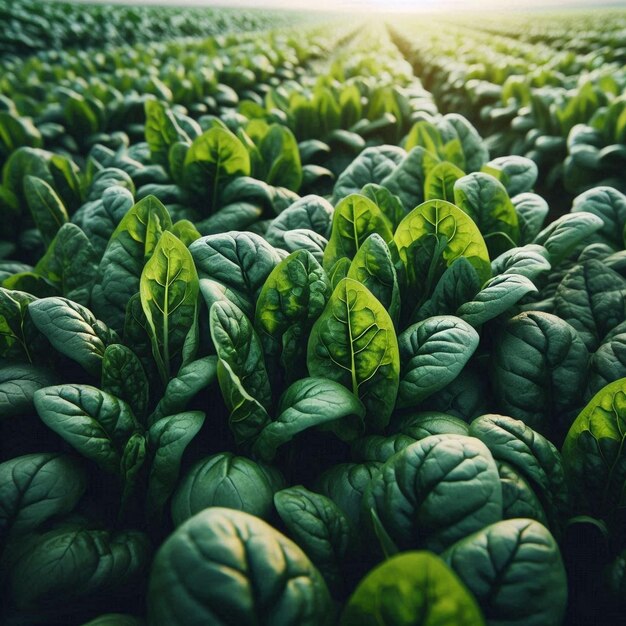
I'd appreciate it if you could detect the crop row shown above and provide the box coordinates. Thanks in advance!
[389,13,626,205]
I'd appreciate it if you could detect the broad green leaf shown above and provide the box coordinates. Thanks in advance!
[0,453,85,544]
[274,486,351,593]
[307,278,399,431]
[470,414,569,532]
[171,452,281,526]
[491,244,551,282]
[454,172,520,256]
[512,193,549,244]
[492,312,589,439]
[182,126,250,209]
[340,551,485,626]
[91,195,172,333]
[144,99,191,169]
[34,385,140,474]
[361,183,406,231]
[146,411,205,522]
[149,356,217,426]
[380,146,440,211]
[442,519,566,626]
[554,260,626,351]
[191,231,281,319]
[363,434,502,553]
[445,113,489,172]
[29,297,118,377]
[140,231,199,384]
[264,195,334,248]
[424,161,465,203]
[148,508,332,626]
[533,212,603,267]
[0,363,57,419]
[398,316,479,408]
[563,378,626,519]
[457,273,538,327]
[252,377,365,462]
[210,300,272,446]
[333,145,405,202]
[9,527,150,611]
[101,344,149,423]
[23,175,68,247]
[316,462,382,530]
[347,234,401,326]
[255,250,330,384]
[246,120,302,191]
[34,223,98,306]
[394,199,491,314]
[483,155,538,196]
[323,194,393,273]
[0,288,44,362]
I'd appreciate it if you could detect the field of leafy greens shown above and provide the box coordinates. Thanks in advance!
[1,2,626,625]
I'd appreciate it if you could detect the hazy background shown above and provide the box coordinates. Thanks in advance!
[71,0,626,12]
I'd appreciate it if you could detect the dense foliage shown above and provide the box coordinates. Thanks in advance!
[1,3,625,625]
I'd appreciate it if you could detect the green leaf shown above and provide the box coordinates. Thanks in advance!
[34,385,140,474]
[102,344,149,423]
[149,356,217,426]
[171,452,280,526]
[424,161,465,203]
[191,231,282,319]
[492,311,590,438]
[442,519,566,626]
[394,199,491,314]
[9,526,150,611]
[470,414,569,532]
[454,172,520,256]
[554,259,626,352]
[397,316,479,408]
[457,273,538,327]
[210,300,272,446]
[246,120,302,191]
[491,244,551,282]
[363,434,502,553]
[533,211,603,267]
[91,195,173,333]
[146,411,205,522]
[307,278,399,431]
[483,155,538,196]
[0,363,57,419]
[361,183,406,232]
[513,193,549,244]
[274,486,351,593]
[255,250,331,385]
[183,126,250,209]
[23,175,68,247]
[0,453,85,545]
[33,223,98,307]
[380,146,440,211]
[347,234,401,326]
[29,297,118,377]
[333,145,405,202]
[148,508,332,626]
[563,378,626,519]
[252,377,365,462]
[340,551,485,626]
[145,99,191,169]
[140,231,199,384]
[323,193,393,273]
[411,257,482,323]
[0,288,43,362]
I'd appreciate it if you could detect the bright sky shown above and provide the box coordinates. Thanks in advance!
[75,0,624,12]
